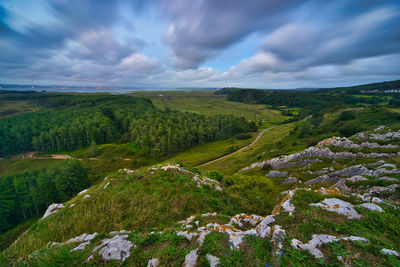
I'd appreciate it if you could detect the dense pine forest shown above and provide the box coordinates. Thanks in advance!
[0,92,256,158]
[0,160,88,234]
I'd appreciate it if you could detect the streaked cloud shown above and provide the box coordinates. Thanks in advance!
[0,0,399,88]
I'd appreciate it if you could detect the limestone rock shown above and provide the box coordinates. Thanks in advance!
[282,176,299,184]
[358,203,384,212]
[292,234,368,259]
[381,249,400,257]
[310,198,362,219]
[42,203,65,219]
[346,175,368,182]
[147,258,160,267]
[71,241,90,251]
[306,165,372,184]
[184,248,198,267]
[255,215,275,238]
[92,235,133,262]
[266,170,288,178]
[176,231,198,241]
[206,254,220,267]
[77,189,88,196]
[270,225,286,255]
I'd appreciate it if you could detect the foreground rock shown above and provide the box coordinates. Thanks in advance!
[91,235,133,262]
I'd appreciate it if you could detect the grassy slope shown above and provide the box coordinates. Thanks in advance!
[0,167,282,265]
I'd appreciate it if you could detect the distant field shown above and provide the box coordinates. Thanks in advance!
[0,100,37,117]
[129,90,291,125]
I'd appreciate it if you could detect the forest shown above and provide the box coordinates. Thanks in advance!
[0,160,89,234]
[0,92,256,158]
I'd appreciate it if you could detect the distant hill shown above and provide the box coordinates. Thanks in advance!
[318,80,400,93]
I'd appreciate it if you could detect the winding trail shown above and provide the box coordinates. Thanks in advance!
[196,127,274,167]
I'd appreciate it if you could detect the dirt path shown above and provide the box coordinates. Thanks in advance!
[196,127,274,167]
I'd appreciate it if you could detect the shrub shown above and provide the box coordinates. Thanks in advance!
[206,171,224,182]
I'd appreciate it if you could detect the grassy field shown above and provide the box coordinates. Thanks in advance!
[0,100,37,117]
[129,90,291,126]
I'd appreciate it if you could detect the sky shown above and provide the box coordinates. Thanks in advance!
[0,0,400,89]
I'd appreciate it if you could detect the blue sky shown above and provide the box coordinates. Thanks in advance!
[1,0,400,88]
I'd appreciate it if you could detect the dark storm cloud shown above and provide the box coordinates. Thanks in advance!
[162,0,299,69]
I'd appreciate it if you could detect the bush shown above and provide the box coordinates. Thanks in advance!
[338,110,356,121]
[206,171,224,182]
[339,121,365,137]
[262,163,273,171]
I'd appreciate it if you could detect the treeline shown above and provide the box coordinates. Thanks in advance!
[0,160,89,234]
[0,93,256,158]
[225,89,386,118]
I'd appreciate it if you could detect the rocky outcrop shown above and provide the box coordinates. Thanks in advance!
[292,234,368,259]
[305,165,372,184]
[241,146,395,172]
[317,136,399,149]
[282,176,299,184]
[42,204,65,219]
[266,170,288,178]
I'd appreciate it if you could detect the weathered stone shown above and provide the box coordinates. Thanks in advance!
[330,179,352,193]
[266,170,288,178]
[306,165,372,184]
[255,215,274,238]
[77,189,88,196]
[346,175,368,182]
[230,213,265,227]
[378,177,398,182]
[282,176,299,184]
[42,203,65,219]
[358,203,384,212]
[381,248,400,257]
[310,198,362,219]
[206,254,220,267]
[92,235,133,262]
[71,241,90,251]
[176,231,198,241]
[292,234,368,259]
[147,258,160,267]
[184,248,198,267]
[270,225,286,255]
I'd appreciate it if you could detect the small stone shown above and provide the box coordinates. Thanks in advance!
[147,258,160,267]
